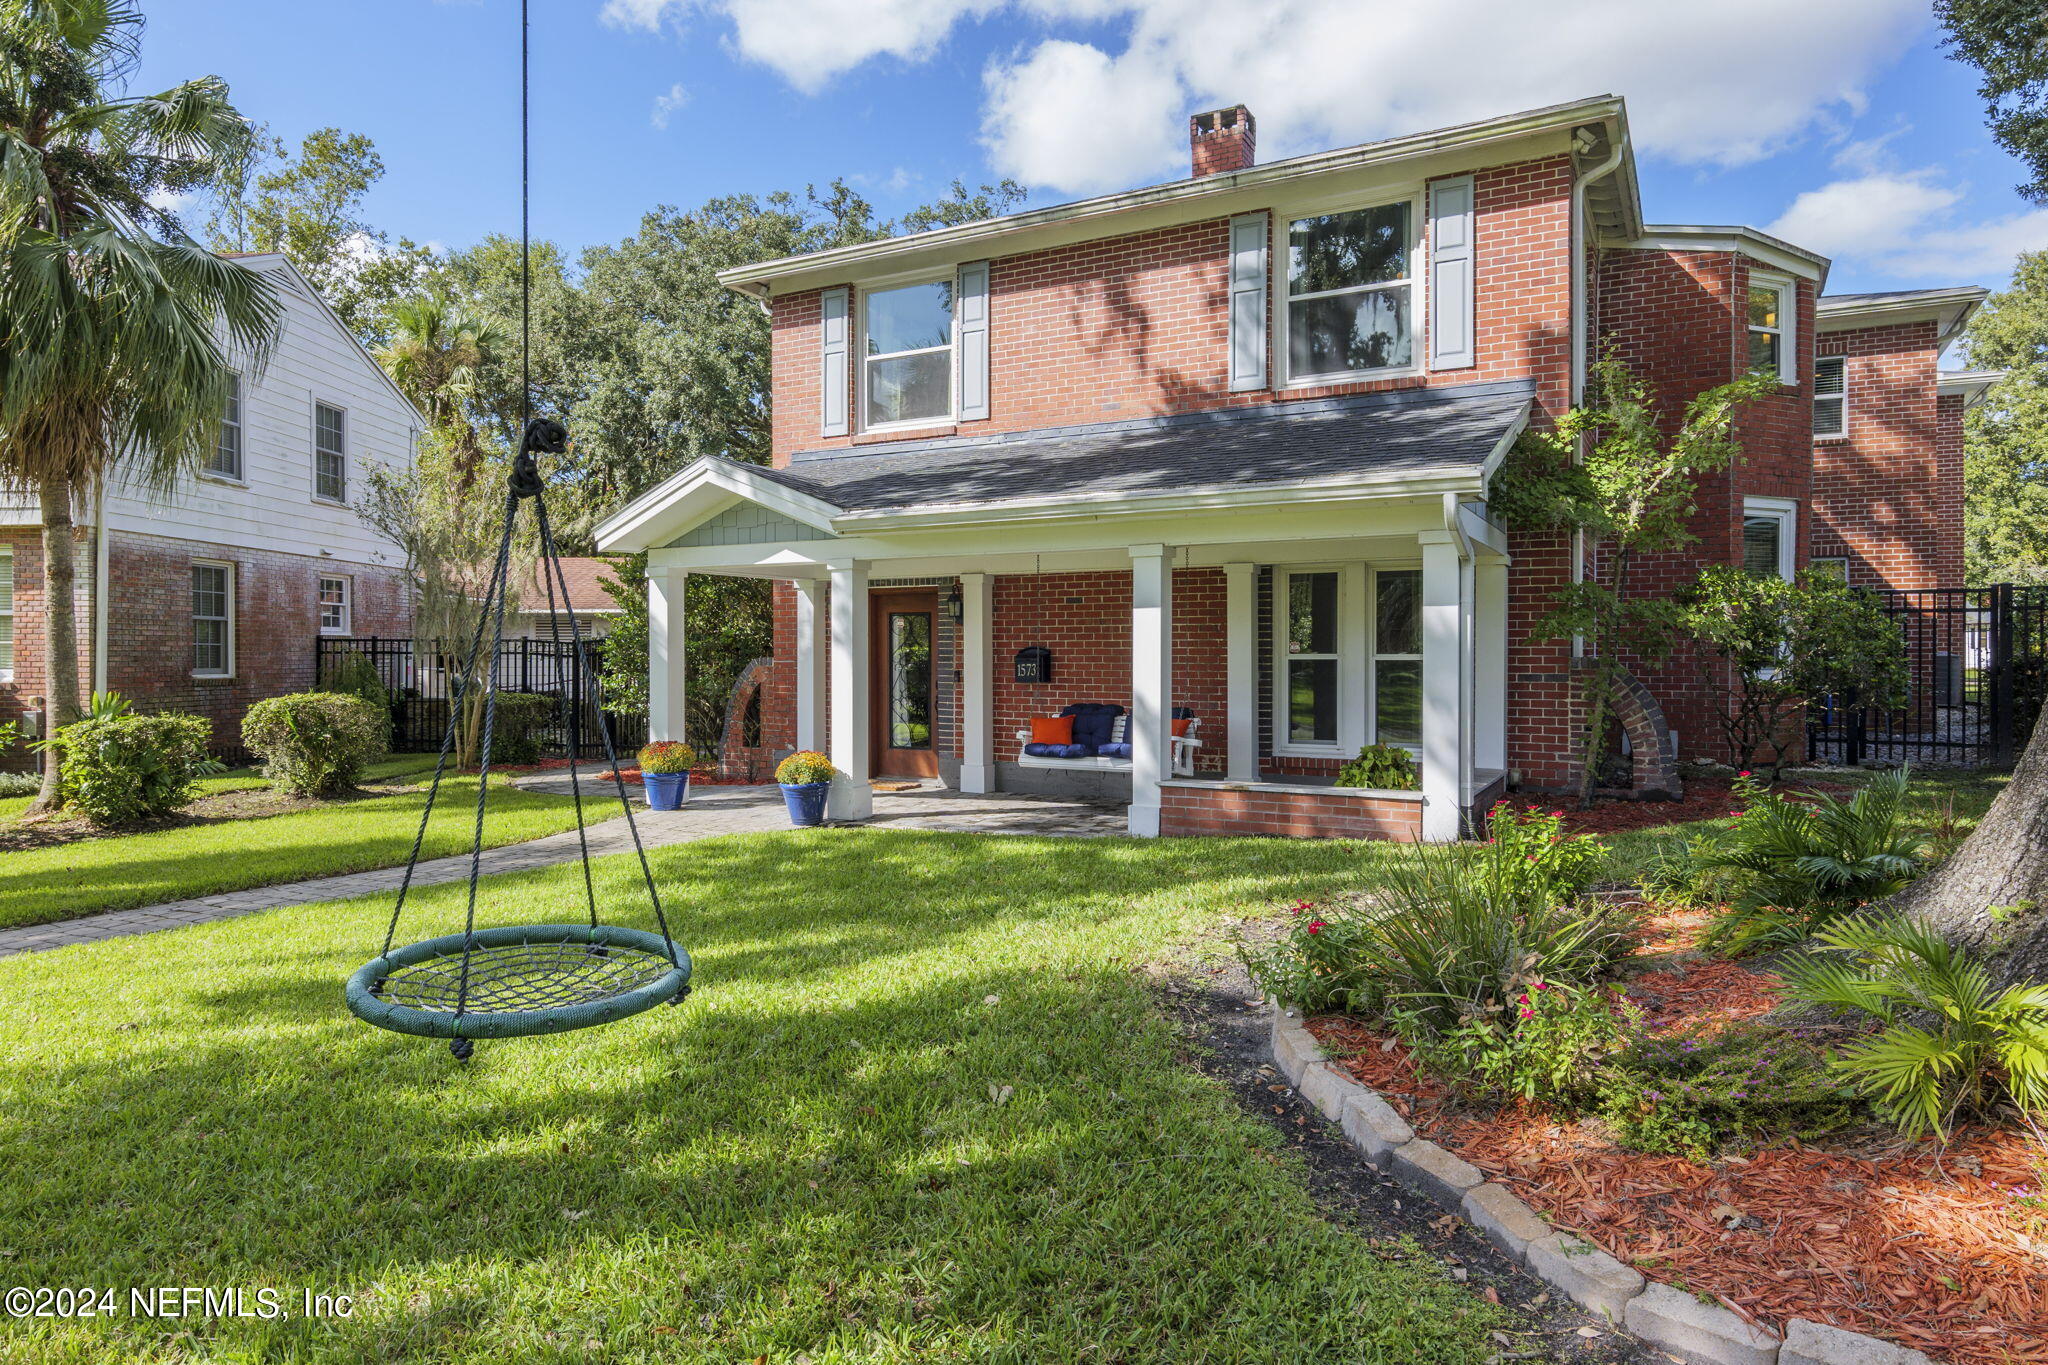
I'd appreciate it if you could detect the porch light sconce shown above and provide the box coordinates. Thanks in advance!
[943,586,964,623]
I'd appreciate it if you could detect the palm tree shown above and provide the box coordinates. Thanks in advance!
[0,0,282,811]
[376,292,505,488]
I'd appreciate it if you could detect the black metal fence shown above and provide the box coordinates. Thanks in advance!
[316,635,648,761]
[1807,584,2048,768]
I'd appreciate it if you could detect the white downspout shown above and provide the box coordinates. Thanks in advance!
[91,487,109,697]
[1567,132,1627,663]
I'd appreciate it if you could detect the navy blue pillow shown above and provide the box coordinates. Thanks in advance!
[1096,742,1133,759]
[1061,702,1123,749]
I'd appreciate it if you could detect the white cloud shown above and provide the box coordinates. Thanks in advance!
[651,82,690,129]
[1767,170,2047,283]
[147,187,193,214]
[606,0,1927,193]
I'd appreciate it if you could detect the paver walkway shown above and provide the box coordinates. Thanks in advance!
[0,782,1126,959]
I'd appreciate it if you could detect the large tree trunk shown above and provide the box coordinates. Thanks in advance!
[28,475,80,815]
[1890,715,2048,988]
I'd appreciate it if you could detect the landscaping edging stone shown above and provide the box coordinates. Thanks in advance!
[1268,1005,1942,1365]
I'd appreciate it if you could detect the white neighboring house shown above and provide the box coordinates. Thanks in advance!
[0,252,422,754]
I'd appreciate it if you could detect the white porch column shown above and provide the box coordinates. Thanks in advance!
[958,572,995,793]
[1223,562,1258,782]
[1419,532,1464,842]
[1473,557,1508,774]
[1129,544,1173,837]
[793,577,826,753]
[826,559,872,821]
[647,567,688,743]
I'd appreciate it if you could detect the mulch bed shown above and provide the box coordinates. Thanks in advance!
[1306,909,2048,1362]
[0,781,421,854]
[1494,779,1850,839]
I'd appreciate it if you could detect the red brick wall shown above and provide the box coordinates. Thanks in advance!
[767,154,1575,468]
[1809,320,1959,591]
[0,525,94,768]
[1158,783,1423,840]
[4,527,408,756]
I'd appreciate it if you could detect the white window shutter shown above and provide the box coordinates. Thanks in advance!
[1428,175,1476,371]
[1227,212,1268,392]
[820,286,850,436]
[956,261,991,421]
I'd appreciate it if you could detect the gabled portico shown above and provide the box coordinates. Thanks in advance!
[597,382,1526,841]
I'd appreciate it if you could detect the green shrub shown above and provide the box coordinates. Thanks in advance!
[317,649,392,714]
[1476,802,1610,910]
[485,691,556,765]
[1401,980,1632,1109]
[1599,1021,1858,1158]
[54,712,217,825]
[1779,914,2048,1140]
[1697,769,1935,953]
[242,693,388,797]
[0,770,38,797]
[1334,744,1418,791]
[1237,901,1388,1016]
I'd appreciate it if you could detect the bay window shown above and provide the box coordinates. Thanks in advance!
[1273,564,1421,758]
[863,280,953,429]
[1284,200,1414,382]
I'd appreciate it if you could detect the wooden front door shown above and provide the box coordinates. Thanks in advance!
[870,590,939,779]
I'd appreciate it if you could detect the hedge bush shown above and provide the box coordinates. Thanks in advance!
[243,693,388,797]
[484,691,556,765]
[54,712,216,825]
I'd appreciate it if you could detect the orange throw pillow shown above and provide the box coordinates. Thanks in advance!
[1031,715,1076,744]
[1171,717,1191,737]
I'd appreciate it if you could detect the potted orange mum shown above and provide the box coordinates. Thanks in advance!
[637,741,696,810]
[775,750,834,826]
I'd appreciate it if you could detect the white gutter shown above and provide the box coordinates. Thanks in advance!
[91,487,108,696]
[1567,132,1626,661]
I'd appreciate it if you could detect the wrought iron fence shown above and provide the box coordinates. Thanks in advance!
[1807,584,2048,768]
[315,635,648,761]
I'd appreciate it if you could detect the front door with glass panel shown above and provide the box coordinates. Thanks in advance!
[870,591,939,779]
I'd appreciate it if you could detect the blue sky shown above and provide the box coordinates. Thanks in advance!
[135,0,2043,295]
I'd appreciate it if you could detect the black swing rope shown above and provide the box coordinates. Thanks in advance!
[359,0,685,1058]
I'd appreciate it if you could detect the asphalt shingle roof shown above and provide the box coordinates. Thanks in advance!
[748,379,1534,516]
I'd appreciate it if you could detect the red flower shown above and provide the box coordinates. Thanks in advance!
[1551,810,1565,818]
[1531,980,1547,991]
[1305,919,1325,935]
[1518,1007,1535,1019]
[1738,770,1752,779]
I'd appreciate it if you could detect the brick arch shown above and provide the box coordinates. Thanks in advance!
[1610,668,1683,800]
[716,655,775,781]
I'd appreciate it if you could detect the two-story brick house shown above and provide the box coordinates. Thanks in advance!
[596,94,1984,842]
[1,253,419,758]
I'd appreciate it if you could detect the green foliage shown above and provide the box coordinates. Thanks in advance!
[241,693,388,797]
[1937,0,2048,204]
[1961,251,2048,584]
[84,690,133,721]
[1779,914,2048,1139]
[1333,744,1418,790]
[1490,355,1775,799]
[315,649,391,716]
[53,712,217,826]
[484,692,556,766]
[1401,980,1632,1109]
[1599,1021,1859,1159]
[1682,566,1909,774]
[1697,770,1936,953]
[0,770,39,797]
[775,750,834,785]
[636,741,696,774]
[596,556,772,754]
[1477,802,1611,910]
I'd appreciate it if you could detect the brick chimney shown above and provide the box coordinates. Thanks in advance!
[1189,105,1255,177]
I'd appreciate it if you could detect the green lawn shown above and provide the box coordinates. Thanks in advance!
[2,775,591,930]
[0,831,1507,1364]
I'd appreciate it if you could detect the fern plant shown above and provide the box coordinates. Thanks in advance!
[1779,914,2048,1139]
[1696,769,1934,952]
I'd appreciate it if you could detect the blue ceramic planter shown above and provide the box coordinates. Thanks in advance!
[643,770,689,810]
[781,781,830,826]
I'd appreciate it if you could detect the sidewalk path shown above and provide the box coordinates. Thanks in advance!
[0,782,1124,959]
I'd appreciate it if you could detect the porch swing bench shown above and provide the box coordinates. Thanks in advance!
[1015,703,1202,777]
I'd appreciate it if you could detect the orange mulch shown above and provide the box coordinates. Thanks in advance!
[1305,915,2048,1361]
[1494,778,1848,838]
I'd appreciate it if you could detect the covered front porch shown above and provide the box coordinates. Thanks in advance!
[595,384,1527,842]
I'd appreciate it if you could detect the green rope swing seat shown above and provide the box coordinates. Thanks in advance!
[344,418,693,1059]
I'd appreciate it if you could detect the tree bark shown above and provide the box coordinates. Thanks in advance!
[29,475,81,814]
[1890,714,2048,988]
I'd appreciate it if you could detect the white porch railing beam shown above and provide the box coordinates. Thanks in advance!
[1128,544,1173,837]
[1419,531,1463,842]
[647,567,688,743]
[793,578,826,753]
[826,559,872,821]
[1224,562,1258,781]
[959,572,995,793]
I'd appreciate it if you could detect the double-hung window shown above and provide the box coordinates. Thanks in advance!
[1273,565,1421,759]
[314,402,347,502]
[1747,275,1795,383]
[862,281,953,429]
[1281,570,1341,746]
[208,374,244,480]
[192,561,234,677]
[0,548,12,680]
[1372,569,1422,746]
[1813,355,1847,438]
[1284,200,1414,382]
[1740,497,1798,581]
[318,574,351,635]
